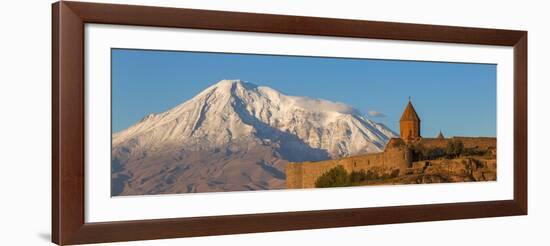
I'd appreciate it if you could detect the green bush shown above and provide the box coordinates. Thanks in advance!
[365,170,379,180]
[410,143,427,161]
[349,169,368,183]
[380,170,399,180]
[390,169,400,178]
[426,147,446,159]
[445,139,464,159]
[461,147,487,157]
[411,143,446,161]
[314,165,350,188]
[411,140,491,160]
[314,165,405,188]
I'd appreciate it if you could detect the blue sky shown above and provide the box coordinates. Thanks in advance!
[112,49,496,137]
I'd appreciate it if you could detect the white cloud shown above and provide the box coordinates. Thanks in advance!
[367,110,386,118]
[291,97,360,115]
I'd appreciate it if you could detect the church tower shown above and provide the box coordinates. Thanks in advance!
[400,100,421,142]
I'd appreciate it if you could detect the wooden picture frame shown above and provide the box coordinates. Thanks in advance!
[52,1,527,245]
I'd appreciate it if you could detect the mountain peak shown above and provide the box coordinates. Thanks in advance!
[212,79,250,89]
[202,79,258,96]
[216,79,243,86]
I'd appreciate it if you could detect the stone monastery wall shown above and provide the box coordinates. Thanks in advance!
[285,137,496,189]
[421,137,496,149]
[286,142,411,189]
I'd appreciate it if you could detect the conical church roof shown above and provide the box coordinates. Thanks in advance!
[400,101,420,122]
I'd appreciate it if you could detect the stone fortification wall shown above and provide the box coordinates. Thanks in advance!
[421,137,496,149]
[286,137,496,189]
[286,143,411,189]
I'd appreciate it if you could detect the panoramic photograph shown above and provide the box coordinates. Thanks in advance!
[111,49,497,196]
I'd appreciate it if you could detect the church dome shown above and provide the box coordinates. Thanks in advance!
[437,130,445,139]
[400,101,420,122]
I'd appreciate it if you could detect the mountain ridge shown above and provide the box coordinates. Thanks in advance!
[111,79,397,195]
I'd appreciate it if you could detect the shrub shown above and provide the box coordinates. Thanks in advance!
[390,169,400,178]
[425,147,446,159]
[349,169,368,184]
[411,143,446,161]
[378,169,400,180]
[315,165,350,188]
[366,170,379,180]
[461,147,487,157]
[445,139,464,159]
[410,143,427,161]
[315,166,403,188]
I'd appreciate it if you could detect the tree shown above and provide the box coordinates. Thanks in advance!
[410,143,427,161]
[445,139,464,158]
[426,147,446,160]
[349,169,368,184]
[315,165,350,188]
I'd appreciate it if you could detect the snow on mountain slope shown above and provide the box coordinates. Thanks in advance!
[111,80,397,195]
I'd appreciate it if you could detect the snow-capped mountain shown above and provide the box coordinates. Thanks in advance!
[112,79,397,195]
